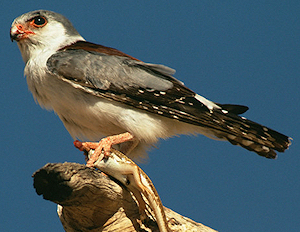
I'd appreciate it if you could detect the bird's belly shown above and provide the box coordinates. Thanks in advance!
[27,74,125,141]
[53,91,131,141]
[58,97,174,143]
[34,82,171,142]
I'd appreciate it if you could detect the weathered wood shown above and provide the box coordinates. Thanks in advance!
[33,162,217,232]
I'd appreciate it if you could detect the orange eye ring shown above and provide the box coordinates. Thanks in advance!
[30,16,47,28]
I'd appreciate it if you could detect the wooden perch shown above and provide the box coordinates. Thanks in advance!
[33,162,217,232]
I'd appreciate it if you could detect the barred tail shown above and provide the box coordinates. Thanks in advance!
[208,110,291,159]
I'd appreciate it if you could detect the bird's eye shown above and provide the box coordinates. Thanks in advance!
[30,16,47,27]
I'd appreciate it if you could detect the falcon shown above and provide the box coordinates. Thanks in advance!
[10,10,291,166]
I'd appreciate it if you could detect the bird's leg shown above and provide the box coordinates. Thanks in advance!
[74,132,135,167]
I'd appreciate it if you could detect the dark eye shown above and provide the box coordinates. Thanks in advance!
[31,16,47,27]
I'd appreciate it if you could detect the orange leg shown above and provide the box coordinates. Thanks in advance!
[74,132,135,167]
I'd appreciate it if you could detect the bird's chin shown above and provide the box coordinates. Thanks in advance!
[10,34,20,42]
[16,41,33,63]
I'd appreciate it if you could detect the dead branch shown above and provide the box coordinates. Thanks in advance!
[33,162,217,232]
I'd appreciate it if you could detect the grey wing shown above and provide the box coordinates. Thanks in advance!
[46,49,212,122]
[47,49,175,91]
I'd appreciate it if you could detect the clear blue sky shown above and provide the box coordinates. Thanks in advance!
[1,1,299,231]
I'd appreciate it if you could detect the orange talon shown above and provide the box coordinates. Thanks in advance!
[74,140,86,151]
[74,132,135,167]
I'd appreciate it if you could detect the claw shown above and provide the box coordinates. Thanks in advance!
[74,140,86,151]
[74,132,135,167]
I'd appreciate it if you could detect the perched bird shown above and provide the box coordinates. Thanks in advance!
[10,10,291,165]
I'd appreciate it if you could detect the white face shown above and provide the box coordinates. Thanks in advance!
[10,10,84,62]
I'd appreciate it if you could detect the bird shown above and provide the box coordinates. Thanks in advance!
[10,10,291,166]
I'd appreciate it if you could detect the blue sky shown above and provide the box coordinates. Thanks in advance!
[1,1,299,231]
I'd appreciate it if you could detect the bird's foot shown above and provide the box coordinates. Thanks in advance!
[74,132,134,167]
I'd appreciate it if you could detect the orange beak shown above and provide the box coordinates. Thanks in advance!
[10,23,35,42]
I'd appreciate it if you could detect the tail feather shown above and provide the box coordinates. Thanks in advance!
[208,110,291,158]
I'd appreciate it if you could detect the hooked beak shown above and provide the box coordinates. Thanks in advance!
[10,24,35,42]
[10,30,20,42]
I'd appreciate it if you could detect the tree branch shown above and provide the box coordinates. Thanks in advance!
[33,162,217,232]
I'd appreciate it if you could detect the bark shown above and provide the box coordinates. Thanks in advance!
[33,162,217,232]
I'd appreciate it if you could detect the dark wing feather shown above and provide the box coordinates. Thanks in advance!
[217,104,249,115]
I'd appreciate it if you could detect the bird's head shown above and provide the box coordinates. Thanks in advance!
[10,10,84,63]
